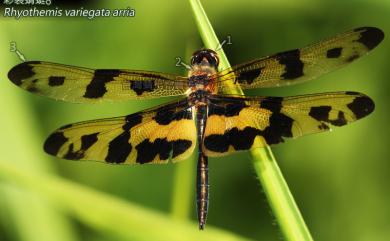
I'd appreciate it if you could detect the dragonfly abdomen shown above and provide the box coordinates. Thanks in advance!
[196,104,209,230]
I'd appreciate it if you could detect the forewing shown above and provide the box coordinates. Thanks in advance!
[204,92,374,157]
[8,61,189,103]
[44,98,196,164]
[217,27,384,92]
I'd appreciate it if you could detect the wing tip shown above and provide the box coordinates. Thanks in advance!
[346,92,375,119]
[8,61,41,86]
[43,131,68,157]
[354,26,385,50]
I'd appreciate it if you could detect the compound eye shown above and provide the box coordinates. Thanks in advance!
[191,54,203,65]
[207,53,219,67]
[190,49,219,67]
[190,56,196,65]
[213,53,220,67]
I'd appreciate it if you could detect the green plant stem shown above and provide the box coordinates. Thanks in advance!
[189,1,313,240]
[251,148,313,241]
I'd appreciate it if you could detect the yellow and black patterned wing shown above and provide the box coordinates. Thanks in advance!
[216,27,384,92]
[44,99,196,164]
[203,92,374,157]
[8,61,189,103]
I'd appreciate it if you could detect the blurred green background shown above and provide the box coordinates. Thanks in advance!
[0,0,389,241]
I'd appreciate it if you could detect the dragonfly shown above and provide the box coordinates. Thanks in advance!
[8,26,384,229]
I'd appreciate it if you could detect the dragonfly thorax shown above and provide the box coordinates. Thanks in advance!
[188,69,217,95]
[188,59,218,97]
[188,49,219,95]
[188,89,210,106]
[188,73,210,87]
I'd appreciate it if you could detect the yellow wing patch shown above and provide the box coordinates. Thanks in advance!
[217,26,384,92]
[44,99,196,164]
[8,61,189,103]
[203,92,374,157]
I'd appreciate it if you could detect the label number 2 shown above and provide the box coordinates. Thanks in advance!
[175,57,182,67]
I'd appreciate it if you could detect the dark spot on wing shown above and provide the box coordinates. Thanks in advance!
[80,133,99,150]
[172,140,193,158]
[204,127,260,152]
[229,127,260,150]
[204,133,229,153]
[105,131,132,163]
[27,86,39,93]
[275,49,304,79]
[84,69,121,98]
[347,96,375,119]
[309,105,348,126]
[207,103,225,116]
[318,123,330,130]
[260,97,284,113]
[309,106,332,121]
[135,138,192,164]
[130,80,156,96]
[44,131,68,156]
[154,110,176,125]
[57,133,99,160]
[123,114,143,130]
[8,61,40,86]
[331,112,347,126]
[346,53,360,63]
[327,47,343,58]
[204,112,294,152]
[48,76,65,86]
[262,112,294,144]
[236,68,263,84]
[208,99,247,117]
[63,143,84,160]
[355,27,385,50]
[136,138,171,164]
[154,106,192,125]
[225,102,247,116]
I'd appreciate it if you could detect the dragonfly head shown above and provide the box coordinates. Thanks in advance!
[191,49,219,68]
